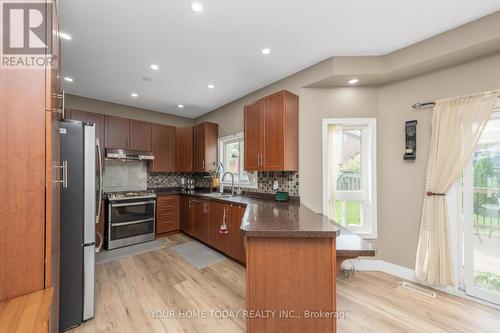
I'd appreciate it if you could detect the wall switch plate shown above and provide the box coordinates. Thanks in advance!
[273,180,279,190]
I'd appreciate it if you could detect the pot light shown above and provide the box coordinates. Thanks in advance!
[207,84,215,89]
[59,32,72,40]
[191,2,203,12]
[150,64,159,71]
[348,79,359,85]
[131,92,138,98]
[261,48,271,55]
[178,104,184,108]
[63,77,73,82]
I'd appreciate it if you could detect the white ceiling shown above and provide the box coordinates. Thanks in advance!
[60,0,500,119]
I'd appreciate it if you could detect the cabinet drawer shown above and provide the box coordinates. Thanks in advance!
[156,195,180,235]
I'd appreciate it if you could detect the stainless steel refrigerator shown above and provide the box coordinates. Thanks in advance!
[59,120,99,331]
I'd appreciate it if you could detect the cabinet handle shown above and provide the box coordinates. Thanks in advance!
[202,160,205,170]
[53,160,68,188]
[51,90,65,119]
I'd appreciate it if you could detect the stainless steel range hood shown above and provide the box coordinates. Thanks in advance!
[105,148,154,161]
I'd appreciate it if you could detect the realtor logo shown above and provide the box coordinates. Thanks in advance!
[1,0,54,68]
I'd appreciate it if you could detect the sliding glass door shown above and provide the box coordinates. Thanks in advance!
[462,110,500,305]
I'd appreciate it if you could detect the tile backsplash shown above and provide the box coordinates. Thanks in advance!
[103,160,148,192]
[147,171,299,197]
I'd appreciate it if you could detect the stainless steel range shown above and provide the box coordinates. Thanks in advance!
[106,190,156,250]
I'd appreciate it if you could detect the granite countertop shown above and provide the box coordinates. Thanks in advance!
[150,187,340,238]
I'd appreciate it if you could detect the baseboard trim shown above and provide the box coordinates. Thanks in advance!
[345,259,417,282]
[343,259,500,310]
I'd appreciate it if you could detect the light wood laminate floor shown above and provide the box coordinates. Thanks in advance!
[70,234,500,333]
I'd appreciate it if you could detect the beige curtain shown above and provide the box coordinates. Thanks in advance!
[416,91,500,286]
[327,125,343,220]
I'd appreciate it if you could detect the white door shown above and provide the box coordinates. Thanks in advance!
[463,109,500,305]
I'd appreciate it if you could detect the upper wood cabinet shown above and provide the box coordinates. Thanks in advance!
[244,90,298,171]
[150,124,176,172]
[194,122,219,172]
[104,116,152,151]
[175,127,194,172]
[129,120,152,151]
[67,110,105,144]
[244,100,263,171]
[105,116,129,149]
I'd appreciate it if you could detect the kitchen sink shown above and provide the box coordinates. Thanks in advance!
[200,192,235,199]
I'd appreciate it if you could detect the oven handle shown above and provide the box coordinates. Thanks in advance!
[110,218,155,227]
[110,201,156,208]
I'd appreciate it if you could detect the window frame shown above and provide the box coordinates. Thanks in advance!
[218,132,257,189]
[322,118,377,239]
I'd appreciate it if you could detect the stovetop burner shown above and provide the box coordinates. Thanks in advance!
[106,190,156,201]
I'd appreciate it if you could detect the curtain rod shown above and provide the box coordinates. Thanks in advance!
[412,102,435,110]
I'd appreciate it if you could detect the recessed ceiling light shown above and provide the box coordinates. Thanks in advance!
[63,76,73,82]
[261,48,271,55]
[178,104,184,108]
[60,32,72,40]
[191,2,203,12]
[207,84,215,89]
[150,64,159,71]
[348,79,359,85]
[142,76,153,82]
[131,92,138,98]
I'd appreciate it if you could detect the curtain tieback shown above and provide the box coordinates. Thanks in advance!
[426,191,446,196]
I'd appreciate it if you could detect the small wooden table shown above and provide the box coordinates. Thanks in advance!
[0,288,53,333]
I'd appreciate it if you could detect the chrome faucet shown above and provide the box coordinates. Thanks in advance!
[221,172,235,195]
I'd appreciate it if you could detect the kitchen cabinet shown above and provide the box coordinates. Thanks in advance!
[1,2,61,324]
[194,122,219,172]
[208,201,230,253]
[156,195,180,235]
[190,199,209,243]
[244,90,298,171]
[175,127,194,172]
[244,100,263,171]
[150,124,176,172]
[180,196,191,234]
[129,120,152,151]
[104,116,152,151]
[227,205,246,263]
[105,116,129,149]
[67,110,106,168]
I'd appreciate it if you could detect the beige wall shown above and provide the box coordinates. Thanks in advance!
[194,53,500,270]
[65,94,193,127]
[194,59,334,136]
[375,53,500,268]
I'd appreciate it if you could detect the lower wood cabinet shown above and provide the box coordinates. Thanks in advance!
[180,197,246,264]
[208,201,231,253]
[156,195,180,234]
[190,199,209,243]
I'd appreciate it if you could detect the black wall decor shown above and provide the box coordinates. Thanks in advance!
[404,120,417,160]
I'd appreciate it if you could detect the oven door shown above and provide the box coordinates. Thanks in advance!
[107,199,156,249]
[109,200,155,224]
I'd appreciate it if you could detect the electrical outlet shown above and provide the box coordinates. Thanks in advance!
[273,180,279,190]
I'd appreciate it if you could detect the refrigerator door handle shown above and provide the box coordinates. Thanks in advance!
[96,138,103,224]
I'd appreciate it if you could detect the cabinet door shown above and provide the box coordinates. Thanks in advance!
[190,199,209,243]
[193,123,205,172]
[227,205,246,263]
[244,100,263,171]
[194,122,218,172]
[105,116,129,149]
[151,124,175,172]
[175,127,193,172]
[263,91,285,170]
[180,197,191,234]
[130,120,152,151]
[208,201,228,253]
[156,195,180,234]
